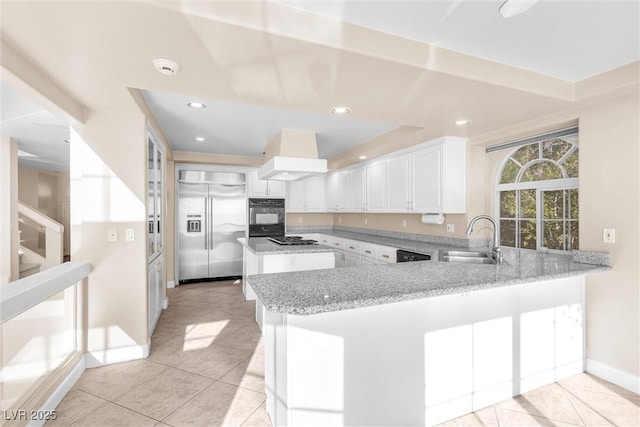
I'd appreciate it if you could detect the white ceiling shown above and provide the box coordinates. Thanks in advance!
[0,0,637,171]
[276,0,640,82]
[142,90,397,158]
[0,82,70,172]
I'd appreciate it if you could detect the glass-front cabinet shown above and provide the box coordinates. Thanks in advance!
[147,132,164,333]
[148,135,163,260]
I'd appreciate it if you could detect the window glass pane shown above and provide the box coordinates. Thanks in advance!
[568,221,579,250]
[500,191,516,218]
[543,220,565,250]
[500,159,520,184]
[521,161,563,182]
[564,149,579,177]
[500,220,516,247]
[542,139,572,161]
[148,140,155,255]
[512,143,539,165]
[567,189,579,219]
[520,220,537,249]
[543,190,565,219]
[520,189,536,218]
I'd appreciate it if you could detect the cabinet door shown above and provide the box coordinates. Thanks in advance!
[343,252,361,267]
[366,160,386,212]
[267,179,286,197]
[305,176,326,212]
[386,154,411,212]
[286,180,305,212]
[350,166,366,212]
[412,145,442,213]
[335,170,351,211]
[326,173,340,212]
[247,169,269,197]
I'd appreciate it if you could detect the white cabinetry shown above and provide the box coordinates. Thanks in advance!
[366,160,387,212]
[247,169,286,198]
[326,170,350,212]
[386,154,411,212]
[286,176,326,212]
[317,234,397,268]
[350,166,367,212]
[325,136,466,214]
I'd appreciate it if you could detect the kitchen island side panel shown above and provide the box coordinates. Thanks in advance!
[264,275,585,426]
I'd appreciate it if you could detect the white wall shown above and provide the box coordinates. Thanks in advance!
[72,110,149,363]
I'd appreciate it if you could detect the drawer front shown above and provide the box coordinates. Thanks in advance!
[317,235,333,247]
[325,237,344,250]
[343,239,361,254]
[360,243,377,259]
[376,246,397,263]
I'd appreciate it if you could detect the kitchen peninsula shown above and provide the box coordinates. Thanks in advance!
[247,248,609,426]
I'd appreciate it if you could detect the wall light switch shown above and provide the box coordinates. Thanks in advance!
[107,229,117,242]
[402,220,407,227]
[338,217,342,223]
[297,217,302,224]
[447,224,455,233]
[125,228,135,241]
[603,228,616,244]
[364,217,368,225]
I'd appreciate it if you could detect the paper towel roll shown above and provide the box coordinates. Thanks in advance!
[421,213,445,225]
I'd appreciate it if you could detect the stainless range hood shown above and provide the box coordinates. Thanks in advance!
[257,129,327,181]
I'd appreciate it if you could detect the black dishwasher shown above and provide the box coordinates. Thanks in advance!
[396,249,432,262]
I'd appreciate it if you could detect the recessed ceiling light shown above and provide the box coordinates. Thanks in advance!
[358,155,367,160]
[453,119,471,127]
[152,58,181,76]
[331,106,351,115]
[188,102,206,109]
[195,136,205,142]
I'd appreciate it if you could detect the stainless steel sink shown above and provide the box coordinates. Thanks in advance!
[439,250,497,265]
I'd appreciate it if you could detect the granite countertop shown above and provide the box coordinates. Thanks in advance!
[300,229,466,257]
[238,237,337,255]
[247,249,610,316]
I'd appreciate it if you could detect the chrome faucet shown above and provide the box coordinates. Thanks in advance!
[465,215,503,264]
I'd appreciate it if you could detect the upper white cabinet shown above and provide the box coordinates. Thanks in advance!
[323,136,466,214]
[365,160,387,212]
[350,166,366,213]
[286,176,326,212]
[386,154,412,212]
[247,169,286,198]
[326,170,350,212]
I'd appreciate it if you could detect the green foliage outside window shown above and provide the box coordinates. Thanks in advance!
[497,136,579,252]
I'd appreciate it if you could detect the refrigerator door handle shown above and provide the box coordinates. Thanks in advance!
[204,197,208,250]
[209,196,215,250]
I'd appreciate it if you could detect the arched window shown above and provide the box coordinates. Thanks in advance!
[496,134,579,252]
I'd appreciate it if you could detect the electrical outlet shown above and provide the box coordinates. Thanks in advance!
[125,228,135,241]
[338,217,342,223]
[447,224,455,233]
[107,228,117,242]
[364,217,368,225]
[402,219,407,227]
[603,228,616,244]
[297,217,302,224]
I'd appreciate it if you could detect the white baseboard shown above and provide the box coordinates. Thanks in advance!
[85,342,150,368]
[586,358,640,394]
[167,280,175,289]
[28,357,86,427]
[162,297,169,309]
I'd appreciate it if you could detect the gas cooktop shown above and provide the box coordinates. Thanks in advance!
[268,235,318,246]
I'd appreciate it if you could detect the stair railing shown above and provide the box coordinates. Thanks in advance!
[17,201,63,271]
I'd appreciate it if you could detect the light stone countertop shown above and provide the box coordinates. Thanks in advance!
[238,237,337,256]
[247,249,610,315]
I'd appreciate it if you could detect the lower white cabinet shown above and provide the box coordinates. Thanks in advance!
[318,234,397,268]
[148,254,163,334]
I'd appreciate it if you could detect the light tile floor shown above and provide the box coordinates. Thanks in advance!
[50,280,639,426]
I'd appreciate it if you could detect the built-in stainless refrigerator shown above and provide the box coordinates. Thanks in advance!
[178,170,246,283]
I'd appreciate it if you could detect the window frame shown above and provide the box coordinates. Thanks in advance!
[495,138,578,254]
